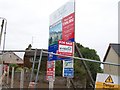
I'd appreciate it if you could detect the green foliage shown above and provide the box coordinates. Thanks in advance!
[76,43,103,80]
[15,67,23,72]
[24,67,30,72]
[9,64,18,68]
[74,60,86,79]
[55,61,62,76]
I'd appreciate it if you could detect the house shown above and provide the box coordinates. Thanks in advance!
[23,44,48,69]
[0,52,23,66]
[103,43,120,76]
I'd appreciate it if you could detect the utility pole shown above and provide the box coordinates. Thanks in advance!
[0,17,7,90]
[0,17,7,51]
[0,19,4,46]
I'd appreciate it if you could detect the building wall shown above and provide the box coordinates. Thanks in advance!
[104,47,120,76]
[1,52,23,64]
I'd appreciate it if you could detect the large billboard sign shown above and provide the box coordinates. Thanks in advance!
[48,0,75,61]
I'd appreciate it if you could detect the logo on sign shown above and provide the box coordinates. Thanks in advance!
[58,40,73,57]
[59,45,72,53]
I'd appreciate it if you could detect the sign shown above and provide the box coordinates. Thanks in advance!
[46,61,55,81]
[63,68,74,77]
[63,59,74,78]
[48,0,75,61]
[95,73,120,89]
[62,13,75,41]
[105,75,114,83]
[58,40,73,57]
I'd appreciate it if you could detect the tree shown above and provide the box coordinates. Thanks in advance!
[75,43,103,80]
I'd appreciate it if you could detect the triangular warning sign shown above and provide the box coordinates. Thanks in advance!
[105,75,114,83]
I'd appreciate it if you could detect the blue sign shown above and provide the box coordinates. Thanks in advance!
[63,68,74,77]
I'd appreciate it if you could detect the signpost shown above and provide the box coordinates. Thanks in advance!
[95,73,120,89]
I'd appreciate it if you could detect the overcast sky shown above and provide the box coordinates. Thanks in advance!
[0,0,119,61]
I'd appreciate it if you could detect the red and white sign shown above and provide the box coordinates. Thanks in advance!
[58,40,74,56]
[62,13,75,41]
[46,61,55,81]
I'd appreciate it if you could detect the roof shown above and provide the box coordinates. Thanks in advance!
[103,43,120,62]
[1,52,23,64]
[24,49,48,57]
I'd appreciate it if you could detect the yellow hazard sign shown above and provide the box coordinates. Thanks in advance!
[95,73,120,90]
[105,75,114,83]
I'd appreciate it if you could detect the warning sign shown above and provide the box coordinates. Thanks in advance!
[105,75,114,83]
[95,73,120,89]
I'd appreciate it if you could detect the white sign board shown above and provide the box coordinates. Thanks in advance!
[50,0,75,26]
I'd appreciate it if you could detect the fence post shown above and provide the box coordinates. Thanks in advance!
[7,66,9,84]
[49,80,54,90]
[20,69,24,89]
[11,67,14,88]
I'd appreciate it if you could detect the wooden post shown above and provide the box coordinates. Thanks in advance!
[49,80,54,90]
[20,69,24,89]
[11,67,14,88]
[67,78,71,88]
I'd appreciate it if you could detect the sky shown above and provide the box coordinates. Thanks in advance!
[0,0,119,61]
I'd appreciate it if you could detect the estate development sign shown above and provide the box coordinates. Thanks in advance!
[48,0,75,61]
[95,73,120,89]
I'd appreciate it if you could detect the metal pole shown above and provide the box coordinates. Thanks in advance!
[34,49,43,88]
[42,51,120,66]
[30,49,37,82]
[0,49,119,66]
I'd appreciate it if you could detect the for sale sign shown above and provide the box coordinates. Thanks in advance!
[58,40,73,57]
